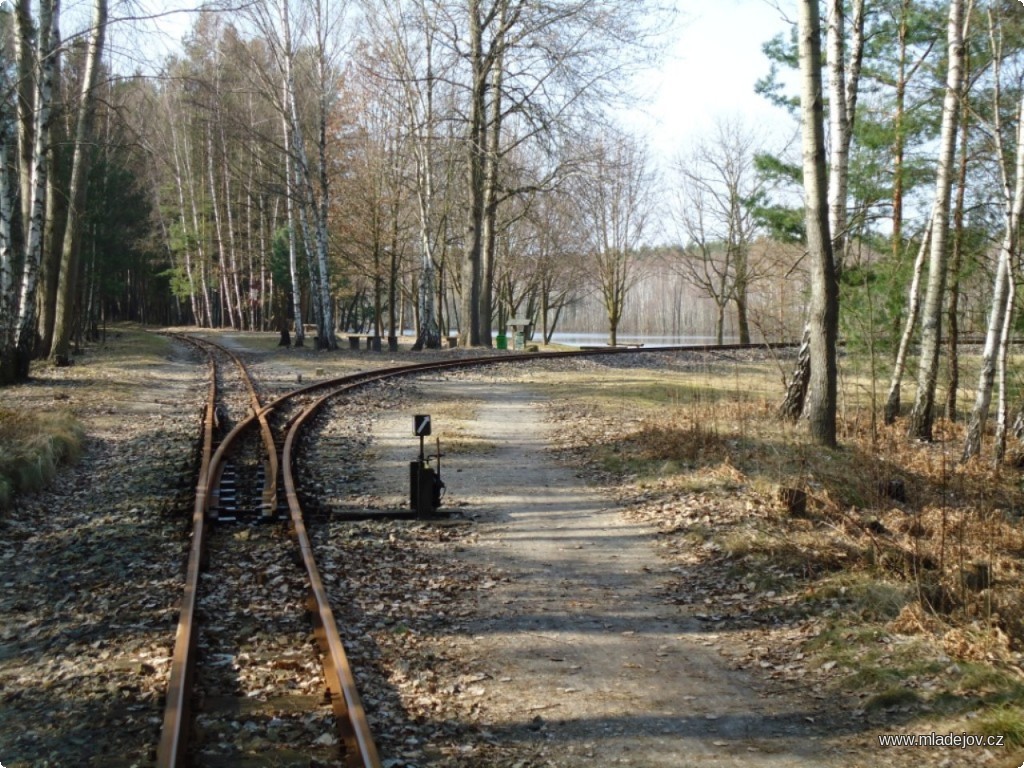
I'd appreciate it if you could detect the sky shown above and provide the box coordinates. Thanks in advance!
[626,0,799,164]
[98,0,799,165]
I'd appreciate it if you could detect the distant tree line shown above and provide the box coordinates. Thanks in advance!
[5,0,1024,458]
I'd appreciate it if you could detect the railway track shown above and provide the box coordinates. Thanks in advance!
[156,336,798,767]
[157,335,380,768]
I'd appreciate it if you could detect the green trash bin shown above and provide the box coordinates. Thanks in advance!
[496,334,508,350]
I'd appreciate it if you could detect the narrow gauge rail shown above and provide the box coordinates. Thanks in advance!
[157,338,795,768]
[157,335,381,768]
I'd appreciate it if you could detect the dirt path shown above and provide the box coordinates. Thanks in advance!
[365,377,851,766]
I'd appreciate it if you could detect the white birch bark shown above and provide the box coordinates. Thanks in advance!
[799,0,839,447]
[993,262,1015,462]
[375,0,443,348]
[884,217,932,424]
[826,0,865,266]
[826,0,849,262]
[1,65,16,355]
[280,105,304,347]
[962,91,1024,461]
[219,125,244,330]
[277,0,310,346]
[166,99,201,325]
[183,126,213,328]
[50,0,106,364]
[909,0,966,441]
[312,0,337,348]
[207,128,237,328]
[14,0,59,362]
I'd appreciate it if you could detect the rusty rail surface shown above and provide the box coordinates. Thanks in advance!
[155,336,216,768]
[156,334,286,767]
[157,336,797,767]
[182,335,280,518]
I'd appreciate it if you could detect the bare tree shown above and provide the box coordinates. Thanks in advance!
[48,0,107,365]
[575,131,655,347]
[523,189,586,344]
[1,0,59,383]
[909,0,966,442]
[779,0,864,422]
[883,215,932,424]
[797,0,838,447]
[963,14,1023,462]
[367,0,456,349]
[452,0,663,346]
[826,0,865,268]
[671,118,767,345]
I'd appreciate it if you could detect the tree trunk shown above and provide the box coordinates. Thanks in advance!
[1,88,17,376]
[799,0,838,447]
[963,92,1024,461]
[892,0,910,261]
[311,0,337,350]
[460,1,486,347]
[14,0,35,245]
[994,265,1016,463]
[9,0,59,382]
[207,128,237,329]
[50,0,106,365]
[38,117,65,356]
[884,219,932,424]
[909,0,965,442]
[945,74,970,422]
[779,325,812,422]
[221,125,245,331]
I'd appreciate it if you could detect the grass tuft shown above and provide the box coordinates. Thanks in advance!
[0,408,84,509]
[977,705,1024,746]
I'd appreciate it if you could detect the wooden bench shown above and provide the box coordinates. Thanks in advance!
[347,335,382,351]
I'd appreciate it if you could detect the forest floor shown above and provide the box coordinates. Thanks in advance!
[2,327,1023,767]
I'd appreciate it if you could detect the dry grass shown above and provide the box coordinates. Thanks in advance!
[0,408,84,510]
[547,352,1024,739]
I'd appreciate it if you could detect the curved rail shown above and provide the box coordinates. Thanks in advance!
[158,337,796,767]
[283,385,382,766]
[155,337,217,768]
[184,335,280,519]
[157,334,286,767]
[272,342,799,765]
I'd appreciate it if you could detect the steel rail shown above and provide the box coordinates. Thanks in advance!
[157,334,281,767]
[282,384,382,767]
[158,337,797,767]
[155,337,217,768]
[273,341,801,765]
[182,335,281,518]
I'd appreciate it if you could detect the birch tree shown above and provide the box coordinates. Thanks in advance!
[798,0,838,447]
[826,0,865,268]
[49,0,106,365]
[779,0,864,422]
[367,0,454,349]
[1,0,59,384]
[908,0,966,442]
[962,11,1023,462]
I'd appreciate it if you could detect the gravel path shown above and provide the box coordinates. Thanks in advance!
[360,376,849,766]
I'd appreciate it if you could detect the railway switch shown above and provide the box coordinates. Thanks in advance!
[410,414,446,516]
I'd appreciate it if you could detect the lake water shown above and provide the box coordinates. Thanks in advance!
[545,332,737,348]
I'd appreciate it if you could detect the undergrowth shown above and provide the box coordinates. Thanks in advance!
[551,356,1024,744]
[0,408,84,509]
